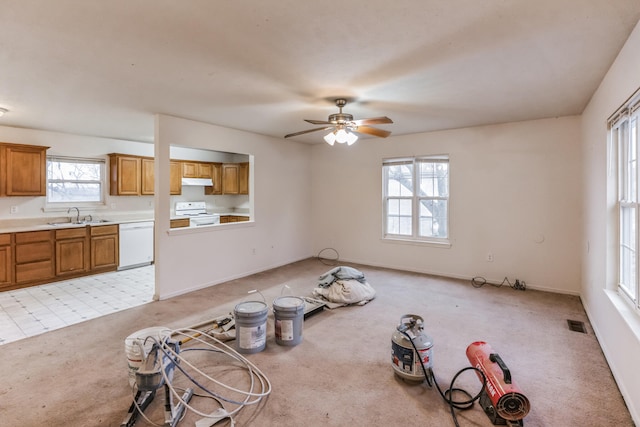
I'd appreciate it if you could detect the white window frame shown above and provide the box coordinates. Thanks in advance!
[612,90,640,314]
[45,156,106,209]
[382,155,450,246]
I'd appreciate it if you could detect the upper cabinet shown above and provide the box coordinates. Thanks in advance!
[182,161,212,179]
[109,154,182,196]
[0,143,49,197]
[220,162,249,195]
[238,162,249,195]
[109,154,141,196]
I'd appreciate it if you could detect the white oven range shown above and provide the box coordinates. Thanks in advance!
[174,201,220,227]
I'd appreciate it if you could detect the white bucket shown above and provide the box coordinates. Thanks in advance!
[273,296,305,346]
[234,301,268,354]
[124,326,171,386]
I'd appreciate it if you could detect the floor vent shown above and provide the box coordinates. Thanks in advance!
[567,319,587,334]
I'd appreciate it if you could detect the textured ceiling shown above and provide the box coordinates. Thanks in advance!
[0,1,639,144]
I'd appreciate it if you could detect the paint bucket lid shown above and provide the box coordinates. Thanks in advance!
[235,301,268,317]
[273,296,305,312]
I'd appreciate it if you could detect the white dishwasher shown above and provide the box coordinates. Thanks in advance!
[118,221,154,270]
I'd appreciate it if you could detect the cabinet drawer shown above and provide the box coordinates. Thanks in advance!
[15,230,52,244]
[15,241,53,263]
[90,224,118,236]
[0,234,10,245]
[170,218,190,228]
[16,260,53,283]
[56,227,87,239]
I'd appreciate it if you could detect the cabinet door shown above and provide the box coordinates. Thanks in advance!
[56,238,87,275]
[170,161,182,195]
[91,234,119,270]
[3,144,47,196]
[222,164,239,194]
[182,162,198,178]
[239,162,249,195]
[0,243,11,288]
[141,158,155,195]
[110,155,141,195]
[198,163,213,178]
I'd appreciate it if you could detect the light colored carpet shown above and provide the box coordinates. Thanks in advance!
[0,258,633,426]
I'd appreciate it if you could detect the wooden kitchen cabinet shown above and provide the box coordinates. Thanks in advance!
[14,230,54,284]
[170,218,190,228]
[182,161,213,179]
[90,225,119,271]
[0,142,49,197]
[222,163,239,194]
[109,154,141,196]
[141,157,155,195]
[239,162,249,195]
[170,161,182,195]
[204,162,223,195]
[55,227,89,276]
[0,234,12,288]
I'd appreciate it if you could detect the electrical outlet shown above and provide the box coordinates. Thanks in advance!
[252,248,256,255]
[486,252,494,262]
[10,205,18,214]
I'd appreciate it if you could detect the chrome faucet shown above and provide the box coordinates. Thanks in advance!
[67,207,80,223]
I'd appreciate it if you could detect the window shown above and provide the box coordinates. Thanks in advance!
[383,156,449,243]
[46,156,105,205]
[612,90,640,311]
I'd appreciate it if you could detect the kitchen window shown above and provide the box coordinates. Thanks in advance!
[612,89,640,312]
[383,155,449,244]
[46,156,105,205]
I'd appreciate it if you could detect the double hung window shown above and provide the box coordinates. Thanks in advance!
[613,91,640,310]
[46,156,105,205]
[383,156,449,243]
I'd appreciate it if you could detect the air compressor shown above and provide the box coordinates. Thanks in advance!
[391,314,434,382]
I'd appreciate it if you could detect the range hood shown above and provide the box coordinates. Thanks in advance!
[181,177,214,186]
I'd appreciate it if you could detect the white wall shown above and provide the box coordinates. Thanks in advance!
[581,20,640,424]
[154,115,313,299]
[311,116,582,294]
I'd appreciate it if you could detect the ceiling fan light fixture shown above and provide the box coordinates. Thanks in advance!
[0,107,8,117]
[324,131,336,145]
[335,128,349,143]
[346,131,358,145]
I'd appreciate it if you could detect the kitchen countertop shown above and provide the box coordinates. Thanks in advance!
[0,212,250,234]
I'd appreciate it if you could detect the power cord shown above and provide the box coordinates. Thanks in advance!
[316,247,340,265]
[472,276,526,291]
[399,329,487,427]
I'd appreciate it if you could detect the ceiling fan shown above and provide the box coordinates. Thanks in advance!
[284,99,393,145]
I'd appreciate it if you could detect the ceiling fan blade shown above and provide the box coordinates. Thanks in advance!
[351,116,393,126]
[353,126,392,138]
[304,119,333,125]
[284,126,333,138]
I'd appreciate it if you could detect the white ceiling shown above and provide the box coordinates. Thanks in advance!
[1,1,639,144]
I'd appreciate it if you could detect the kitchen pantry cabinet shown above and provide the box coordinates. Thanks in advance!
[55,227,89,276]
[109,154,182,196]
[0,234,11,288]
[14,230,54,285]
[0,142,49,197]
[90,225,119,271]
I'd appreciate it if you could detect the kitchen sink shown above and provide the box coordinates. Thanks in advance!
[47,219,112,226]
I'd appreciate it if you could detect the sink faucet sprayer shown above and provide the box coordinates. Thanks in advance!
[67,207,80,223]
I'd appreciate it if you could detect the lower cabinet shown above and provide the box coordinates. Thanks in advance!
[90,225,119,271]
[220,215,250,223]
[15,230,54,284]
[0,234,12,289]
[55,228,89,276]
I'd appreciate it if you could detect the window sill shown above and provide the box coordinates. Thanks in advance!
[604,289,640,342]
[381,236,451,249]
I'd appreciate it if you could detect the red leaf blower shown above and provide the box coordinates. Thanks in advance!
[466,341,531,426]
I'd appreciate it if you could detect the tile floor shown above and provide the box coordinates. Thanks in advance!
[0,265,154,345]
